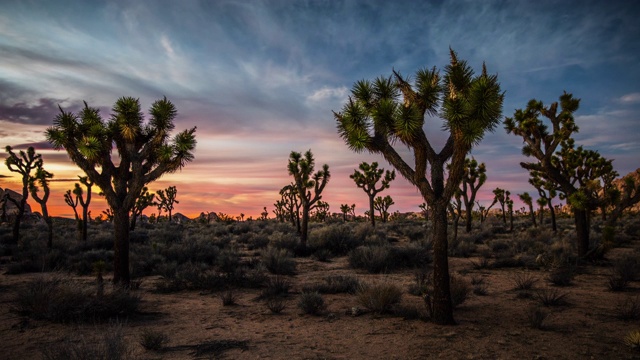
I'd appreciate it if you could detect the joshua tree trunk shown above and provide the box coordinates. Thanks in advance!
[300,206,310,248]
[113,208,130,285]
[431,199,454,324]
[368,196,375,227]
[549,202,557,232]
[574,209,589,257]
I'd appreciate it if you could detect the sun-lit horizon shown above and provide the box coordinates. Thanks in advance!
[1,1,639,220]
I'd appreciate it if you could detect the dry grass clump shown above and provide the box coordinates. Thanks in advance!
[297,291,326,315]
[139,328,170,351]
[625,330,640,350]
[356,282,402,314]
[261,247,297,275]
[41,321,132,360]
[526,305,548,329]
[536,287,569,306]
[614,296,640,321]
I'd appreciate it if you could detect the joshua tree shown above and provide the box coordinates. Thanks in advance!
[340,204,351,222]
[335,50,503,324]
[156,185,179,223]
[518,192,537,227]
[505,92,616,257]
[374,195,394,223]
[74,176,94,242]
[4,146,42,243]
[419,203,430,221]
[46,97,196,285]
[260,206,269,220]
[460,157,487,232]
[604,169,640,229]
[28,164,54,249]
[492,188,510,224]
[529,170,557,232]
[448,190,463,243]
[312,200,330,222]
[350,161,395,227]
[64,189,81,238]
[536,197,547,226]
[273,200,286,222]
[279,184,301,232]
[130,187,154,230]
[287,150,330,249]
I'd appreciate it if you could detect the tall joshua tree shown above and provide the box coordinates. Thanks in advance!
[460,157,487,232]
[46,97,196,285]
[351,161,395,227]
[287,150,330,249]
[4,146,42,243]
[335,50,503,324]
[518,192,537,227]
[28,164,54,249]
[64,189,81,238]
[156,185,179,223]
[505,92,615,257]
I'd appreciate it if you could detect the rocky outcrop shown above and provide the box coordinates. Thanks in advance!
[0,188,32,218]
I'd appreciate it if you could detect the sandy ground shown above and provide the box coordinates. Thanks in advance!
[2,239,640,360]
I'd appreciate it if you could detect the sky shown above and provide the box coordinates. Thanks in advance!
[1,0,639,219]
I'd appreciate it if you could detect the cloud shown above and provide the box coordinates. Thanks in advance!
[0,98,76,125]
[619,93,640,104]
[307,86,349,103]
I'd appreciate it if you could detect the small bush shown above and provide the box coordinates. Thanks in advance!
[220,290,238,306]
[536,288,569,306]
[450,276,471,308]
[547,267,574,286]
[348,246,392,273]
[309,275,360,294]
[297,292,326,315]
[269,231,299,252]
[259,276,291,299]
[356,282,402,314]
[408,269,430,296]
[266,297,286,314]
[527,305,548,329]
[312,249,332,262]
[139,328,169,351]
[261,247,296,275]
[614,296,640,321]
[512,272,538,290]
[625,330,640,350]
[217,248,241,274]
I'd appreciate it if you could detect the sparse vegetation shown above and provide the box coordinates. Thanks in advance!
[139,328,170,351]
[297,291,326,315]
[356,282,402,314]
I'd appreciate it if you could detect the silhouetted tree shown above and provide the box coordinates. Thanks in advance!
[460,157,487,232]
[47,97,196,285]
[492,188,510,224]
[64,189,81,239]
[419,203,430,221]
[312,200,330,222]
[74,176,94,242]
[604,169,640,229]
[335,50,503,324]
[505,92,615,257]
[518,192,536,227]
[374,195,394,223]
[130,187,154,230]
[273,200,286,222]
[156,186,179,223]
[448,189,463,243]
[288,150,330,249]
[529,170,557,232]
[350,161,395,227]
[279,184,301,232]
[28,164,53,249]
[4,146,41,243]
[260,206,269,220]
[340,203,352,222]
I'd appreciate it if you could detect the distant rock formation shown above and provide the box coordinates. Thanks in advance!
[0,188,32,219]
[172,213,190,224]
[196,211,219,223]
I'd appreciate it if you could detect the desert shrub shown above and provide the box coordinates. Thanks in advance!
[266,297,286,314]
[155,262,225,292]
[391,243,433,268]
[298,292,326,315]
[470,257,491,270]
[625,330,640,350]
[489,239,511,252]
[450,275,471,308]
[348,245,393,273]
[246,234,270,250]
[612,254,640,282]
[614,296,640,321]
[352,223,375,243]
[139,328,169,351]
[16,274,140,323]
[220,290,238,306]
[312,249,332,262]
[536,288,569,306]
[512,272,538,290]
[308,223,364,256]
[527,305,548,329]
[491,254,526,269]
[398,225,427,242]
[217,248,241,274]
[261,247,296,275]
[269,231,299,253]
[547,266,574,286]
[161,239,220,265]
[129,250,164,278]
[259,276,291,299]
[448,238,477,258]
[41,321,131,360]
[408,268,430,296]
[356,282,402,314]
[68,249,114,275]
[305,275,360,294]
